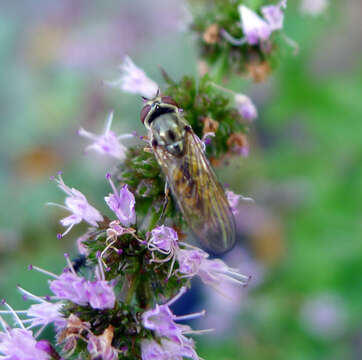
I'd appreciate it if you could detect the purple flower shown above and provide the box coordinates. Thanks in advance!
[0,328,50,360]
[79,112,134,160]
[176,248,207,277]
[141,337,200,360]
[49,272,89,306]
[87,326,118,360]
[198,258,249,288]
[141,339,165,360]
[261,0,287,31]
[239,5,272,45]
[106,220,126,240]
[86,280,116,310]
[226,190,255,217]
[235,94,258,121]
[142,287,205,343]
[238,2,287,45]
[142,303,183,341]
[12,285,66,333]
[176,248,250,290]
[226,190,241,216]
[147,226,179,278]
[48,173,103,238]
[26,302,66,329]
[149,225,178,253]
[161,336,199,360]
[300,0,328,16]
[49,272,115,310]
[106,56,158,98]
[105,175,136,227]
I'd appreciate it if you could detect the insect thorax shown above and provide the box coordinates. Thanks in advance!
[150,112,186,156]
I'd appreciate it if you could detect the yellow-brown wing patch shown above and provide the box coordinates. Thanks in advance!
[153,129,235,254]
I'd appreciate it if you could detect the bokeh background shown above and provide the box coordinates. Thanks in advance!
[0,0,361,359]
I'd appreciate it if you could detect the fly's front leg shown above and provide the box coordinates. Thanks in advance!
[158,181,170,223]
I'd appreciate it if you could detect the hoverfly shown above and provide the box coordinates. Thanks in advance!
[140,94,235,254]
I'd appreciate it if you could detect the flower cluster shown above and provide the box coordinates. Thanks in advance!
[1,158,250,359]
[190,0,294,81]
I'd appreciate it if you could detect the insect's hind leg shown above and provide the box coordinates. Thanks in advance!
[158,181,170,223]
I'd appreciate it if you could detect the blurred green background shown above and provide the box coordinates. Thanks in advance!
[0,0,361,359]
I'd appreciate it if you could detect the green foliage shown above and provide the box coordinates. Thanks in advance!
[164,74,247,158]
[61,301,148,359]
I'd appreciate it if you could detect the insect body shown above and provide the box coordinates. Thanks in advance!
[140,95,235,254]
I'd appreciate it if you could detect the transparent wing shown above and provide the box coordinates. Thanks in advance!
[153,128,235,254]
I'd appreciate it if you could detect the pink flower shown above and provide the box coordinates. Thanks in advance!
[198,258,249,288]
[49,272,89,306]
[12,285,66,333]
[226,190,254,217]
[26,302,66,329]
[0,328,50,360]
[226,190,241,216]
[48,173,103,238]
[106,56,158,98]
[86,281,116,310]
[50,272,115,310]
[161,336,199,360]
[48,257,115,310]
[176,248,206,277]
[105,175,136,227]
[142,304,183,341]
[176,248,250,290]
[238,2,287,45]
[261,0,287,31]
[79,112,134,160]
[235,94,258,121]
[147,226,179,278]
[142,287,205,343]
[149,225,178,253]
[141,337,200,360]
[141,339,165,360]
[107,220,126,236]
[239,5,272,45]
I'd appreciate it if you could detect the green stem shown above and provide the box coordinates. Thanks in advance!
[148,208,162,232]
[125,269,140,305]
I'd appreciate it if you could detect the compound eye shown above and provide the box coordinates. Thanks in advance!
[140,104,152,124]
[161,96,178,107]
